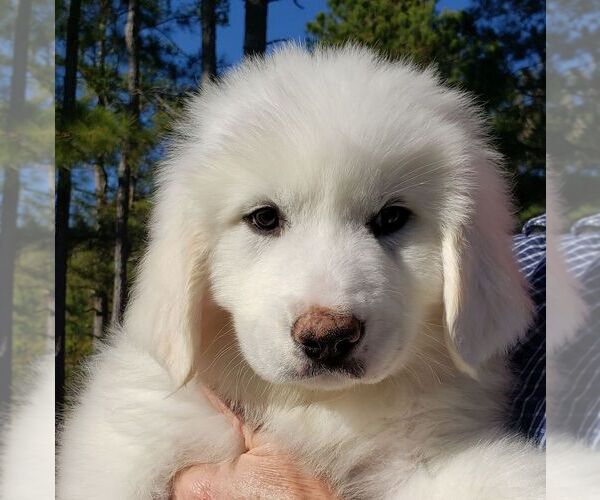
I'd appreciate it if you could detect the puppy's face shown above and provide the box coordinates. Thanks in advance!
[205,128,456,390]
[180,52,482,391]
[131,48,530,390]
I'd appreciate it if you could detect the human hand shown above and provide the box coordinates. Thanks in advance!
[171,389,335,500]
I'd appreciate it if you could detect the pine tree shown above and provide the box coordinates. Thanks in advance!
[91,0,110,341]
[111,0,141,325]
[57,0,217,386]
[201,0,217,83]
[0,0,34,410]
[56,0,82,415]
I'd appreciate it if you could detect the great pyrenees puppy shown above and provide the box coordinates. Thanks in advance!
[58,45,544,499]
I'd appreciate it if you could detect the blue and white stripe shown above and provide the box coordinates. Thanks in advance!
[508,213,600,448]
[509,215,547,445]
[556,214,600,448]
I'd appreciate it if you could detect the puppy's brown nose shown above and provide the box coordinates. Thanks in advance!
[292,307,364,364]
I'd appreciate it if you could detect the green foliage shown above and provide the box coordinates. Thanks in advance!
[0,101,54,168]
[12,212,53,391]
[547,1,599,216]
[2,0,55,391]
[308,0,439,64]
[56,0,199,388]
[56,103,129,166]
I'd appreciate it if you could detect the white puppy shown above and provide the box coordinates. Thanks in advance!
[57,45,544,499]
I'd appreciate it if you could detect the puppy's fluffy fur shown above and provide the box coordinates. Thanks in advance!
[1,355,54,499]
[58,46,545,499]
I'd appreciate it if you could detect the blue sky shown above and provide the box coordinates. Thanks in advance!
[174,0,472,71]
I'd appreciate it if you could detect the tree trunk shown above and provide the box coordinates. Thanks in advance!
[112,0,140,325]
[0,168,19,412]
[243,0,268,57]
[91,0,109,340]
[56,0,82,415]
[201,0,217,85]
[129,173,137,210]
[0,0,33,411]
[94,163,107,216]
[92,161,106,338]
[46,292,55,351]
[94,0,108,219]
[97,0,109,107]
[92,292,108,342]
[112,156,130,325]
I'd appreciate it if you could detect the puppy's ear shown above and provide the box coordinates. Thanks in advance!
[124,187,208,386]
[442,159,533,367]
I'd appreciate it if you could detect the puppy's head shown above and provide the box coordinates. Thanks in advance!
[127,46,532,390]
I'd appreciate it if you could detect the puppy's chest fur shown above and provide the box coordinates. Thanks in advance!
[225,362,512,498]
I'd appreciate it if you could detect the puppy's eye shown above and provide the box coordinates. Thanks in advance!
[246,206,281,233]
[370,206,411,237]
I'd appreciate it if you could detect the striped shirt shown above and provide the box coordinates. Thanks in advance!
[509,213,600,447]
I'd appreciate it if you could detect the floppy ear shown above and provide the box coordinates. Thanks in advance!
[442,158,533,367]
[123,184,208,386]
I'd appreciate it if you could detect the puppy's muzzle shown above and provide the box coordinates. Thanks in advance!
[292,307,364,364]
